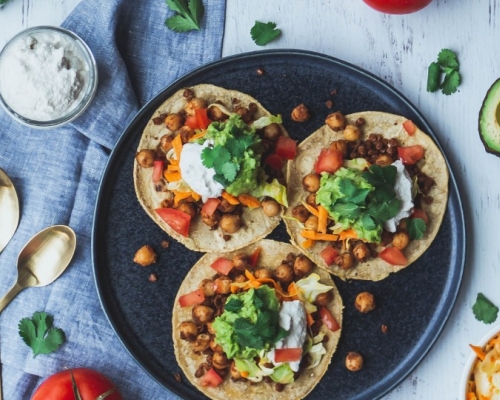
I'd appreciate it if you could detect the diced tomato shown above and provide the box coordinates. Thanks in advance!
[152,160,164,183]
[319,306,340,332]
[211,257,234,275]
[274,348,303,363]
[178,288,205,307]
[275,136,298,160]
[195,108,212,129]
[403,120,417,136]
[411,208,428,224]
[398,145,424,165]
[155,208,191,237]
[249,247,262,268]
[314,149,343,174]
[201,198,221,217]
[379,247,408,266]
[185,115,198,129]
[265,153,284,170]
[200,368,223,388]
[320,245,338,265]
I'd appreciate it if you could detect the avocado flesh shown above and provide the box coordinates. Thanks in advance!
[479,77,500,155]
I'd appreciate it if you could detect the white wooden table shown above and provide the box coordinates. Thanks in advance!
[1,0,498,399]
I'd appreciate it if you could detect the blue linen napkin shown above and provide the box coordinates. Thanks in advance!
[0,0,225,398]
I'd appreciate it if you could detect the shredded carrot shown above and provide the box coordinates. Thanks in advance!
[301,201,319,217]
[339,228,357,240]
[221,191,240,205]
[190,130,207,141]
[173,191,193,206]
[488,337,500,346]
[167,164,179,172]
[241,371,249,378]
[466,392,477,400]
[172,134,183,162]
[164,171,181,182]
[170,158,179,166]
[469,344,486,361]
[317,205,328,234]
[245,269,256,281]
[237,193,261,209]
[191,192,201,201]
[300,239,315,249]
[306,313,315,327]
[301,230,340,241]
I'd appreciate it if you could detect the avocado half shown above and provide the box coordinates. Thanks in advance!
[479,78,500,156]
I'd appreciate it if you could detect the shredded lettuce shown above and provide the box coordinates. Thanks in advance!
[270,363,295,384]
[250,178,288,206]
[295,273,334,305]
[252,114,283,130]
[306,342,327,369]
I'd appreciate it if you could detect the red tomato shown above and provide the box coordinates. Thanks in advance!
[274,348,303,363]
[314,149,343,174]
[155,208,191,237]
[275,136,298,160]
[398,145,425,165]
[195,108,212,129]
[178,288,205,307]
[152,160,164,183]
[402,120,417,136]
[31,368,122,400]
[319,306,340,332]
[363,0,432,14]
[201,198,221,217]
[379,247,408,266]
[210,257,234,275]
[411,208,428,224]
[265,153,284,170]
[200,368,223,388]
[184,115,198,129]
[320,245,338,265]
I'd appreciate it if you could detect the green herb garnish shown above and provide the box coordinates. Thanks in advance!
[18,311,66,357]
[407,217,426,240]
[427,49,461,95]
[473,293,499,324]
[250,21,281,46]
[165,0,204,32]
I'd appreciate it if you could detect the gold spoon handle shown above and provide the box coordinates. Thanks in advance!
[0,283,24,314]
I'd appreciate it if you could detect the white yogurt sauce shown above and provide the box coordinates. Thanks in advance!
[384,160,414,232]
[474,344,500,400]
[269,300,307,372]
[0,30,89,121]
[179,140,224,201]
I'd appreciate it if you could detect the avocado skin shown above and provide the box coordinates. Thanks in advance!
[479,77,500,156]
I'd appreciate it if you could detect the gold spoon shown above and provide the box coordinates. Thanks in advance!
[0,168,19,254]
[0,225,77,313]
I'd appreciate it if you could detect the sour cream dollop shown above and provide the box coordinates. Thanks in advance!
[179,140,224,201]
[474,343,500,400]
[384,159,414,232]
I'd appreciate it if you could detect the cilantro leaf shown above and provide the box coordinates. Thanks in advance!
[437,49,459,70]
[427,62,440,93]
[407,217,427,240]
[220,161,239,182]
[472,293,499,324]
[332,203,362,219]
[165,0,204,32]
[426,48,461,95]
[441,69,460,95]
[250,21,281,46]
[18,311,65,357]
[225,298,243,312]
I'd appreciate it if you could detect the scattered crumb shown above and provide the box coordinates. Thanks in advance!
[381,324,388,333]
[256,67,265,76]
[325,100,333,109]
[148,273,158,283]
[330,89,337,95]
[174,373,181,382]
[160,240,170,249]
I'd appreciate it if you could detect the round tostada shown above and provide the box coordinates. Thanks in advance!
[134,84,291,252]
[172,239,343,399]
[284,111,449,281]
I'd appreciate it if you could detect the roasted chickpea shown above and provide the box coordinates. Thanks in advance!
[336,252,354,270]
[232,253,251,271]
[262,198,281,217]
[159,134,174,152]
[254,268,272,279]
[325,111,346,131]
[212,352,231,369]
[293,254,314,277]
[230,361,242,380]
[305,193,317,206]
[214,277,232,294]
[133,245,157,267]
[165,113,184,131]
[329,139,348,156]
[210,340,224,354]
[233,274,247,284]
[192,334,211,352]
[392,231,410,250]
[274,262,294,286]
[353,243,371,262]
[192,305,215,325]
[201,209,221,228]
[291,103,311,122]
[263,123,282,141]
[135,149,155,168]
[179,126,195,143]
[345,352,363,371]
[217,198,236,213]
[206,322,216,335]
[199,279,216,297]
[343,124,361,141]
[304,215,319,231]
[234,106,254,123]
[179,321,198,341]
[302,173,321,193]
[176,202,197,218]
[315,290,333,306]
[185,97,207,115]
[219,214,242,234]
[207,105,228,121]
[355,291,376,313]
[375,154,393,167]
[291,204,310,223]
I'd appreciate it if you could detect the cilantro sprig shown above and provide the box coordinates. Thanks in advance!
[18,311,66,357]
[427,49,461,95]
[251,21,282,46]
[165,0,204,32]
[407,217,426,240]
[472,293,499,324]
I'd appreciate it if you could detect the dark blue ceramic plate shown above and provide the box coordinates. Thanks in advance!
[92,50,465,400]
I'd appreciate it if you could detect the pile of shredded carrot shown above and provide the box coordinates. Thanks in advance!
[466,333,500,399]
